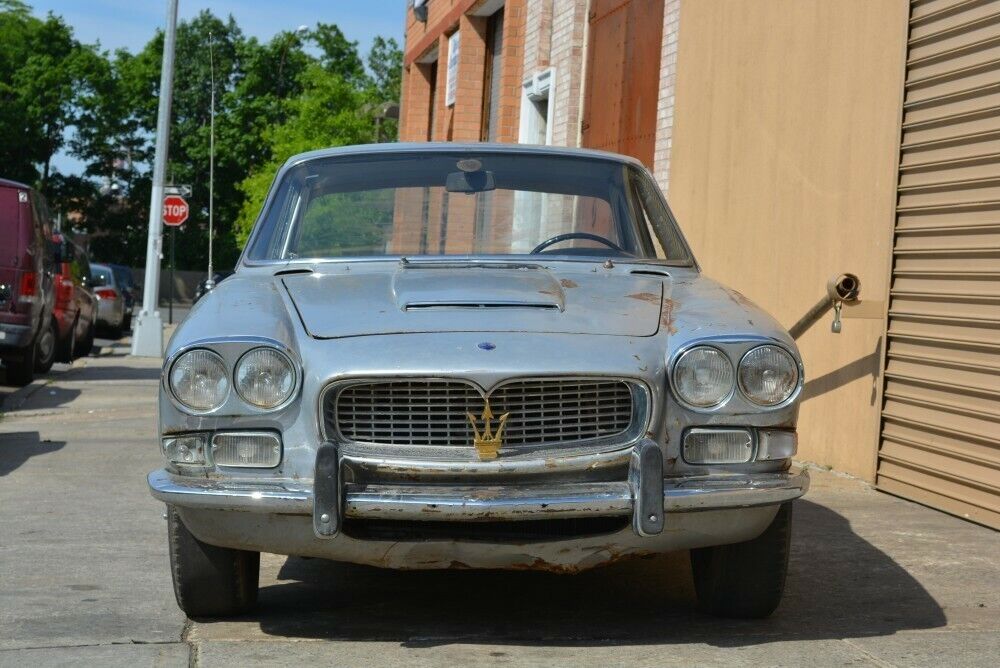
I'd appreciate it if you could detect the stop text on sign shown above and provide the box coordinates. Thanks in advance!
[162,195,189,227]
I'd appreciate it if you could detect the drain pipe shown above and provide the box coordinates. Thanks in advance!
[788,274,861,340]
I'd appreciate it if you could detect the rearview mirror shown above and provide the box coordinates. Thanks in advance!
[445,170,495,194]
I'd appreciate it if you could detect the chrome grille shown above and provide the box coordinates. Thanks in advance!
[329,378,637,449]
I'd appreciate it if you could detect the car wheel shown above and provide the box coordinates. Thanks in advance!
[4,344,36,386]
[56,317,78,363]
[167,505,259,617]
[690,502,793,619]
[123,313,132,331]
[77,319,95,357]
[34,321,57,373]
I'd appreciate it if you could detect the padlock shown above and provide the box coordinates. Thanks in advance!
[831,300,843,334]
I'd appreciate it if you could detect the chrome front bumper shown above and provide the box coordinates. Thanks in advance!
[148,439,809,539]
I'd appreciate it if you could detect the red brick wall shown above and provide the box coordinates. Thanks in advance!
[400,0,525,144]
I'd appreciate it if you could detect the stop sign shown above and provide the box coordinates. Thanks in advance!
[162,195,189,227]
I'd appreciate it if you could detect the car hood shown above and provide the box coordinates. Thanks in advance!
[281,262,670,339]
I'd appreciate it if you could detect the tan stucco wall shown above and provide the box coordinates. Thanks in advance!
[667,0,909,481]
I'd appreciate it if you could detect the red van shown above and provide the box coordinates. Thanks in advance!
[51,233,97,360]
[1,178,57,386]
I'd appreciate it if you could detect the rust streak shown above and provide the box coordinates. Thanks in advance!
[626,292,659,304]
[560,279,579,289]
[660,297,678,335]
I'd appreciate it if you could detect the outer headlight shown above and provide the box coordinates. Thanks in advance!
[739,345,800,406]
[169,349,229,412]
[672,346,735,408]
[234,347,296,409]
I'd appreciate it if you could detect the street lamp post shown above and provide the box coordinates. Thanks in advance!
[132,0,179,357]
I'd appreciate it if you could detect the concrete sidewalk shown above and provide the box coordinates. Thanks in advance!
[1,346,998,667]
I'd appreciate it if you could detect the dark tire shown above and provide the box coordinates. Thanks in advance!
[123,313,132,331]
[56,318,77,364]
[691,502,793,619]
[35,321,57,373]
[4,346,35,386]
[77,319,95,357]
[167,505,259,617]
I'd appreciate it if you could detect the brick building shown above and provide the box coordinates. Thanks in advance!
[398,0,1000,529]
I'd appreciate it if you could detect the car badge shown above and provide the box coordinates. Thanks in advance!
[467,399,509,460]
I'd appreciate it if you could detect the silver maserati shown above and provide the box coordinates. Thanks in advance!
[149,143,808,619]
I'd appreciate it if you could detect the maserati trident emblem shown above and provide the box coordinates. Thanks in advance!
[467,399,510,460]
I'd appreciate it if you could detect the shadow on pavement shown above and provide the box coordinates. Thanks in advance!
[203,499,945,646]
[71,365,162,382]
[0,432,66,477]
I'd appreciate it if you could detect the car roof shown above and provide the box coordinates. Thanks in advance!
[0,177,32,190]
[283,142,647,171]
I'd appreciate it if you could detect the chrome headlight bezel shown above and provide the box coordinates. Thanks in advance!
[668,338,803,413]
[738,344,801,407]
[167,348,230,414]
[162,337,302,416]
[669,345,737,409]
[233,347,298,410]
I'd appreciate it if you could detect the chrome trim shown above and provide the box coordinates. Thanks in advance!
[148,468,809,518]
[340,448,631,479]
[148,469,310,513]
[320,375,651,459]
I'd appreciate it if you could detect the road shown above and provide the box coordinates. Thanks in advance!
[1,335,998,666]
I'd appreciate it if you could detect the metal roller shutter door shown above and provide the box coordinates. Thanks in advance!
[878,0,1000,528]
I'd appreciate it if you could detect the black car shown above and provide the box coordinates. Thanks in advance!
[107,264,137,329]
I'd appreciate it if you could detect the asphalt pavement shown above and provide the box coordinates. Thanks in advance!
[1,333,998,667]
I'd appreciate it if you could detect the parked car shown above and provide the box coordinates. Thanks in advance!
[89,262,126,338]
[107,264,137,330]
[149,144,808,619]
[0,178,57,385]
[192,270,233,304]
[50,233,97,360]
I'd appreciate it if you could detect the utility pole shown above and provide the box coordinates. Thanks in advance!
[205,32,216,292]
[132,0,179,357]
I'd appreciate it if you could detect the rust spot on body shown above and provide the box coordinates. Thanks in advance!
[626,292,660,304]
[539,289,559,296]
[560,279,579,289]
[660,297,678,334]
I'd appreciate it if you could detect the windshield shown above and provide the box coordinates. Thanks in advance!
[246,151,692,264]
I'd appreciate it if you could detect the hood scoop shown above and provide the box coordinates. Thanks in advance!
[394,265,565,311]
[282,262,667,339]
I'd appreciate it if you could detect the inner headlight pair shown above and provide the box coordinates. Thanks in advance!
[168,347,296,412]
[673,344,799,408]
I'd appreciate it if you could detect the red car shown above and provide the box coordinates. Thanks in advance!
[0,178,56,385]
[51,233,97,360]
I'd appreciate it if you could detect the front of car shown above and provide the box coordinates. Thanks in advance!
[149,144,808,619]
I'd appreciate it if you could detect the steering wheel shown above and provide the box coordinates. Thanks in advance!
[530,232,624,254]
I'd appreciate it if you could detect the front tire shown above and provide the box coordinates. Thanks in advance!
[35,321,57,373]
[56,317,77,363]
[691,502,793,619]
[167,505,259,617]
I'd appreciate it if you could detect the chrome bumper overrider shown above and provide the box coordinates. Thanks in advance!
[148,440,809,538]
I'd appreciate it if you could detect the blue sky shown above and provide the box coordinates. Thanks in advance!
[26,0,405,175]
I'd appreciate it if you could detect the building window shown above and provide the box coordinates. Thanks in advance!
[519,68,555,146]
[481,8,505,142]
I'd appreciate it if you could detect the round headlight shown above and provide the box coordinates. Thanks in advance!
[169,349,229,412]
[673,346,735,408]
[234,347,296,409]
[739,345,799,406]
